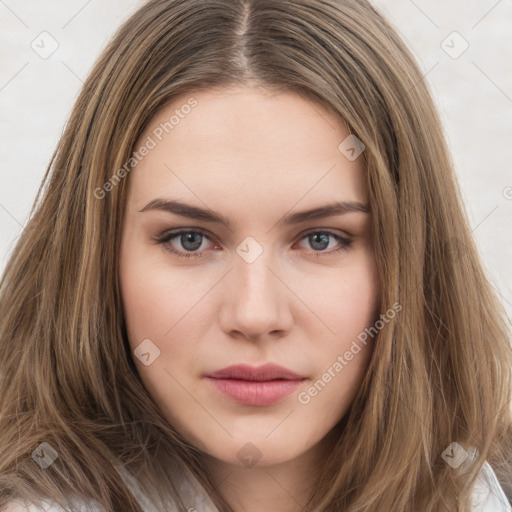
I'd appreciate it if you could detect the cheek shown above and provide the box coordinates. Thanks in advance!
[119,240,199,346]
[119,250,205,415]
[317,253,380,340]
[120,263,170,345]
[308,253,380,390]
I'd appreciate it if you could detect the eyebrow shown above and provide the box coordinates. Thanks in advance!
[139,198,370,228]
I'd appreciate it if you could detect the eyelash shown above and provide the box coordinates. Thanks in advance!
[153,228,353,259]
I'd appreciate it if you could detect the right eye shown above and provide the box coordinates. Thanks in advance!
[153,228,218,259]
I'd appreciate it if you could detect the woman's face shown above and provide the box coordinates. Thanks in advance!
[119,86,380,469]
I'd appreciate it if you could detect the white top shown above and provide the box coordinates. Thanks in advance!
[3,459,511,512]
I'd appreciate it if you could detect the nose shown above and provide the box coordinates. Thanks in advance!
[217,248,294,342]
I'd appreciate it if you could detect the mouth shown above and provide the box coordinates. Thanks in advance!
[204,363,306,406]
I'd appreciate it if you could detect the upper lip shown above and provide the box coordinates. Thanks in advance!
[206,363,305,381]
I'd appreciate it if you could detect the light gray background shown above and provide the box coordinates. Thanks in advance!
[1,0,511,319]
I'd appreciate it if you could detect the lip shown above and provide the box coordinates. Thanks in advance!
[205,363,306,406]
[206,363,304,381]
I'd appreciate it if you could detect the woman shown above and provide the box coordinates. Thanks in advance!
[1,0,511,511]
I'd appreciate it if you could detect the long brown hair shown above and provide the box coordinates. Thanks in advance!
[1,0,511,510]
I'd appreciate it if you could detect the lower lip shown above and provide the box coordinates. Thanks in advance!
[205,377,304,406]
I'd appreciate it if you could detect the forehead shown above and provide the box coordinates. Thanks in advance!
[126,86,367,211]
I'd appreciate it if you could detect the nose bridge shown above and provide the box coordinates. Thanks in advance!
[222,237,290,338]
[235,240,280,307]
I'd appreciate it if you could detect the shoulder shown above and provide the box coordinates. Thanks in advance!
[9,461,508,512]
[1,462,217,512]
[2,498,104,512]
[471,460,512,511]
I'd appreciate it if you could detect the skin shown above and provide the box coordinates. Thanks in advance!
[119,86,381,512]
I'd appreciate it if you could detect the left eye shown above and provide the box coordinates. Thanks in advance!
[153,229,353,259]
